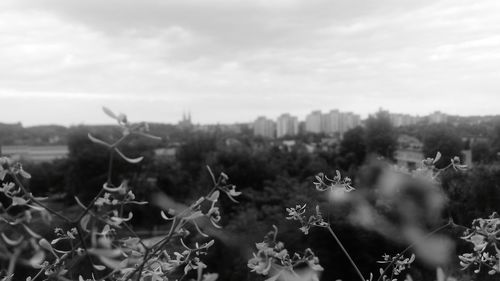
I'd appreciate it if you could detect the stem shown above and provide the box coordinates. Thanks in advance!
[76,148,115,222]
[12,174,72,222]
[75,224,97,277]
[75,188,105,222]
[375,221,452,281]
[326,225,366,281]
[7,247,21,276]
[107,151,114,185]
[30,268,45,281]
[122,222,148,250]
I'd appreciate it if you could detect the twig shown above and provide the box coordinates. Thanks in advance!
[7,247,22,276]
[326,225,366,281]
[12,174,72,223]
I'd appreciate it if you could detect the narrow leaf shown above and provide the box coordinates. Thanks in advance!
[88,133,111,147]
[19,169,31,179]
[23,224,42,238]
[114,148,143,164]
[433,152,442,164]
[136,132,162,141]
[1,233,24,246]
[206,166,216,185]
[74,196,87,210]
[80,214,91,231]
[93,264,106,271]
[102,107,118,120]
[193,221,209,237]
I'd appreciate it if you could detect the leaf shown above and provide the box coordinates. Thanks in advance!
[207,190,220,202]
[101,224,111,235]
[201,273,219,281]
[128,200,148,205]
[114,148,143,164]
[102,106,118,120]
[109,212,133,225]
[206,166,216,185]
[51,237,63,245]
[19,169,31,179]
[93,264,106,271]
[87,248,123,258]
[184,210,204,221]
[80,214,91,231]
[265,271,282,281]
[39,238,53,251]
[436,267,445,281]
[136,131,162,141]
[28,250,45,268]
[11,196,28,206]
[74,196,87,209]
[23,224,42,238]
[161,210,174,221]
[103,182,126,193]
[96,255,127,270]
[193,221,209,237]
[433,152,442,164]
[1,233,24,246]
[88,133,111,147]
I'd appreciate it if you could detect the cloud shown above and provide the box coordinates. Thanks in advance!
[1,0,500,125]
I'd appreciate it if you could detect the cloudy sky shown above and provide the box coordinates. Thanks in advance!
[1,0,499,126]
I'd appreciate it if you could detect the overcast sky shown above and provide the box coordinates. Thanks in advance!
[1,0,499,126]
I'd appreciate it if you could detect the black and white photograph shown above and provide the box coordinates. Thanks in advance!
[1,1,500,280]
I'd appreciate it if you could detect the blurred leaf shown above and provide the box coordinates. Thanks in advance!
[102,106,118,120]
[81,214,91,231]
[22,224,42,238]
[1,233,23,246]
[114,148,143,164]
[88,133,111,147]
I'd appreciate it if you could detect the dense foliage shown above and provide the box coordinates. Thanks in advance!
[1,108,500,281]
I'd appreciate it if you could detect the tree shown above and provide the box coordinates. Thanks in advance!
[422,124,463,168]
[364,111,397,159]
[492,123,500,159]
[340,126,367,167]
[471,140,494,164]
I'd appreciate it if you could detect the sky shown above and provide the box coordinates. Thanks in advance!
[1,0,499,126]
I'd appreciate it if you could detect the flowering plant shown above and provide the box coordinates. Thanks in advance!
[0,107,241,281]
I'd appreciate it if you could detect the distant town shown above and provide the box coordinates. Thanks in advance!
[176,109,452,138]
[252,109,450,138]
[1,109,499,170]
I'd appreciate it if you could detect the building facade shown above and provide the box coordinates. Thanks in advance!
[276,113,299,138]
[253,116,276,138]
[305,110,322,133]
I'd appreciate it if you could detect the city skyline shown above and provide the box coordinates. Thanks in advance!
[0,106,486,128]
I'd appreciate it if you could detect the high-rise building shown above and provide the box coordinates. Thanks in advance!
[276,113,299,138]
[322,109,340,135]
[253,116,276,138]
[389,113,419,127]
[429,111,448,124]
[343,112,361,133]
[305,110,323,133]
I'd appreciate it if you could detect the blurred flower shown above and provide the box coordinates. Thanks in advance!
[248,226,323,280]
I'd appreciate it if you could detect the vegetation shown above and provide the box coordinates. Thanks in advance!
[1,107,500,281]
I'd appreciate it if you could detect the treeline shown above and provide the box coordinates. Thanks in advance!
[9,113,500,281]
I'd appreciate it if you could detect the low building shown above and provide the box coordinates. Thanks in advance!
[394,135,424,170]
